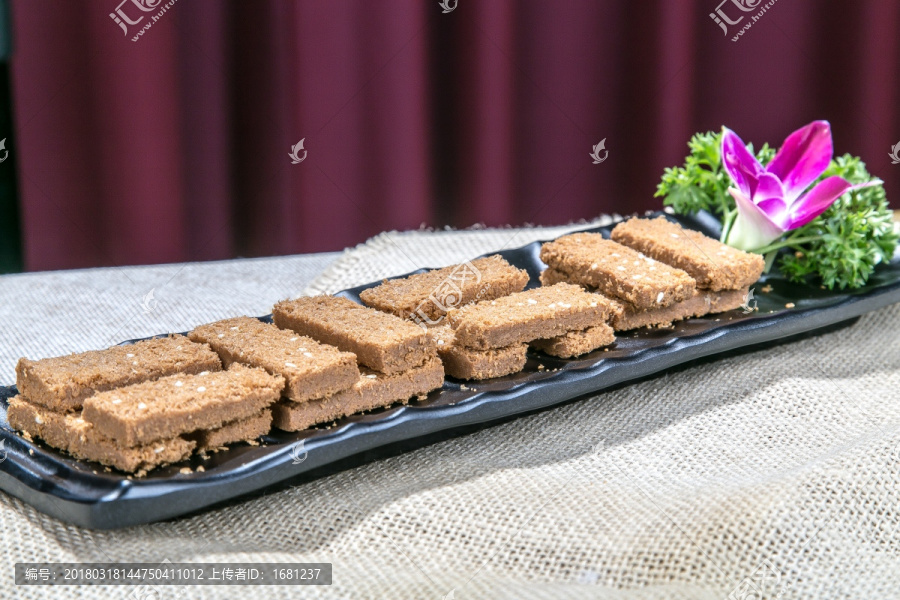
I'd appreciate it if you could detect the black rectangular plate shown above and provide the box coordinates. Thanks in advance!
[2,212,899,529]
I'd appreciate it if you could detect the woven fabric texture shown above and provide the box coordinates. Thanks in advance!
[1,222,898,599]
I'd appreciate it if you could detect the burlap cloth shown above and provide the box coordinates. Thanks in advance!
[1,221,899,599]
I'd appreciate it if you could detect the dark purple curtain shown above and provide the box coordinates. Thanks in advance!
[10,0,900,271]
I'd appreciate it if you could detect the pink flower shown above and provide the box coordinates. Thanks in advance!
[721,121,880,251]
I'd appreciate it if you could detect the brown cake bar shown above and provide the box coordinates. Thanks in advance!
[542,267,748,330]
[272,357,444,432]
[612,288,748,330]
[15,335,222,413]
[611,216,764,291]
[273,296,437,375]
[359,255,530,324]
[540,233,695,309]
[611,292,711,330]
[82,364,284,447]
[431,325,527,380]
[7,396,195,473]
[539,265,591,289]
[189,317,359,402]
[531,323,615,358]
[191,410,273,451]
[446,283,613,350]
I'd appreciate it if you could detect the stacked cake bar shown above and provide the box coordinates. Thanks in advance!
[7,336,283,473]
[430,325,528,380]
[540,217,764,330]
[356,254,620,375]
[610,216,763,311]
[442,282,617,372]
[359,254,529,324]
[270,296,444,431]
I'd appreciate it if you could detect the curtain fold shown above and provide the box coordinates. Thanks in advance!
[9,0,899,271]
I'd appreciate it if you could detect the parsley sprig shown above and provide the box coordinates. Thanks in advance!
[655,131,898,289]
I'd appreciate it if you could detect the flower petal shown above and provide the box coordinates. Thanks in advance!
[725,187,786,251]
[721,127,764,199]
[786,176,883,229]
[752,172,785,204]
[756,196,790,226]
[766,120,833,203]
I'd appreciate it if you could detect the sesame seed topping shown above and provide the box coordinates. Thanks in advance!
[437,340,445,345]
[617,266,625,271]
[590,302,597,307]
[197,386,206,392]
[126,353,134,358]
[591,263,598,270]
[230,326,239,331]
[34,415,43,424]
[112,398,122,404]
[138,402,147,409]
[527,299,537,305]
[132,361,138,366]
[154,446,164,454]
[303,352,313,358]
[290,337,298,341]
[174,381,183,387]
[285,362,297,368]
[217,333,225,338]
[200,371,209,376]
[549,303,556,308]
[366,374,377,379]
[671,233,679,238]
[657,292,665,304]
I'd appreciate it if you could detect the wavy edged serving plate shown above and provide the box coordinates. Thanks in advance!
[2,212,899,529]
